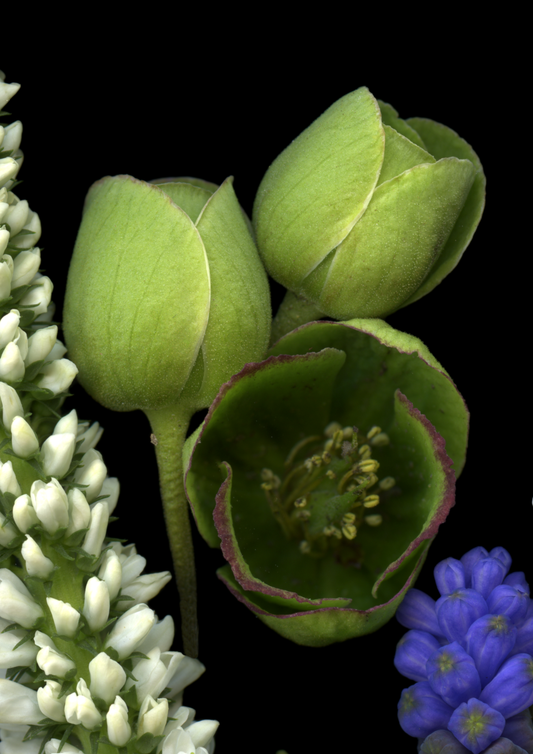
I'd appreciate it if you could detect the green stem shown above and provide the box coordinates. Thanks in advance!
[270,290,325,346]
[144,403,198,658]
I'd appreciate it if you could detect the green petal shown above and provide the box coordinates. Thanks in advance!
[153,181,212,223]
[63,176,210,412]
[402,117,486,306]
[253,87,384,289]
[378,100,427,149]
[182,177,271,409]
[316,157,476,318]
[268,319,468,476]
[184,348,347,547]
[377,125,435,187]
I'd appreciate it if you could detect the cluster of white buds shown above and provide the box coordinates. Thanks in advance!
[0,73,218,754]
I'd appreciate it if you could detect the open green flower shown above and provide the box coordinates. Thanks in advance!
[184,319,468,646]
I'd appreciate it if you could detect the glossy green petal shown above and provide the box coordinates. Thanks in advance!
[313,158,476,319]
[378,100,427,149]
[253,87,384,289]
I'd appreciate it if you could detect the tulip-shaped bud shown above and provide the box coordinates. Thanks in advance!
[0,678,42,725]
[504,572,530,595]
[0,510,17,546]
[138,695,169,737]
[105,603,155,660]
[0,232,10,261]
[0,157,19,186]
[0,341,25,381]
[98,549,122,600]
[186,719,220,750]
[164,654,205,700]
[136,615,175,655]
[118,544,146,585]
[0,460,21,496]
[65,487,91,537]
[30,478,69,533]
[434,558,466,597]
[83,576,110,632]
[448,698,506,754]
[15,210,42,250]
[435,589,489,644]
[19,274,53,317]
[460,546,490,587]
[88,652,126,705]
[398,681,454,739]
[53,409,78,436]
[46,597,80,638]
[47,337,67,360]
[63,175,271,415]
[12,493,39,532]
[4,199,29,237]
[489,547,513,575]
[465,614,517,687]
[0,616,39,667]
[480,654,533,719]
[120,571,172,606]
[37,679,66,723]
[426,641,482,708]
[11,248,41,288]
[396,588,443,636]
[0,380,24,427]
[34,631,76,677]
[77,421,103,453]
[126,647,184,703]
[64,679,102,729]
[0,76,20,110]
[75,449,107,502]
[82,501,109,557]
[394,629,441,683]
[21,535,55,578]
[40,432,76,478]
[0,309,20,348]
[11,416,40,458]
[471,557,508,600]
[25,325,58,366]
[487,585,529,624]
[98,476,119,514]
[37,357,78,395]
[2,120,23,154]
[253,87,485,322]
[106,696,131,747]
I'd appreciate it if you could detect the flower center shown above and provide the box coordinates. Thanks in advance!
[260,422,395,560]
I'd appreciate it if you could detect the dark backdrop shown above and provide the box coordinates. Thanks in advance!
[5,43,526,753]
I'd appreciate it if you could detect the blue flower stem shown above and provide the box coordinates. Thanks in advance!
[270,290,325,345]
[144,403,198,658]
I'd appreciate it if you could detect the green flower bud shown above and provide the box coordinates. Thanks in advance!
[253,87,485,320]
[64,175,271,413]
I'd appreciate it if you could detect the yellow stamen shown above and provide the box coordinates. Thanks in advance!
[363,495,380,508]
[342,524,357,540]
[379,476,396,490]
[365,514,383,527]
[367,426,382,440]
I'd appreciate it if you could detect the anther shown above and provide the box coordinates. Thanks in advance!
[323,526,335,537]
[342,513,356,524]
[324,422,342,438]
[367,426,382,440]
[294,497,307,508]
[342,426,354,440]
[342,524,357,540]
[358,444,371,459]
[355,459,380,474]
[321,451,331,465]
[363,495,380,508]
[379,476,396,490]
[370,432,390,447]
[365,514,383,527]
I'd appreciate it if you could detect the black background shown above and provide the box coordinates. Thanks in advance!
[4,39,526,753]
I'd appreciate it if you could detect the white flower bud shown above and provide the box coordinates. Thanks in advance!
[35,632,76,678]
[138,695,169,737]
[16,209,42,249]
[0,200,8,222]
[83,576,110,632]
[0,254,12,295]
[12,493,38,533]
[0,380,23,428]
[0,157,19,186]
[0,460,21,496]
[47,336,66,359]
[25,325,58,366]
[136,615,175,655]
[4,199,29,237]
[0,569,43,627]
[37,679,66,722]
[121,571,172,606]
[44,740,83,754]
[0,341,25,381]
[19,274,53,316]
[41,432,76,478]
[66,487,91,537]
[0,678,42,725]
[54,409,78,436]
[106,696,131,747]
[127,648,185,704]
[11,415,40,458]
[0,79,20,110]
[89,652,126,705]
[187,720,220,749]
[64,679,102,729]
[12,248,41,288]
[0,309,20,348]
[75,449,107,502]
[0,616,39,667]
[105,603,155,660]
[82,502,109,558]
[14,326,28,360]
[0,510,17,546]
[21,535,55,578]
[99,476,119,514]
[165,655,205,700]
[2,121,23,153]
[118,544,146,585]
[77,421,103,453]
[30,478,69,533]
[38,358,78,395]
[46,597,80,637]
[98,549,122,600]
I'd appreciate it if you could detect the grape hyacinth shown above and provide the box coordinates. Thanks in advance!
[395,546,533,753]
[0,73,218,753]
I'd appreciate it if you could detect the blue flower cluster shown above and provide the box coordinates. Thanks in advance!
[395,547,533,754]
